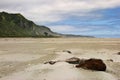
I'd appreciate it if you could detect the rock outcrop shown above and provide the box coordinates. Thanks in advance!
[76,58,106,71]
[44,57,107,71]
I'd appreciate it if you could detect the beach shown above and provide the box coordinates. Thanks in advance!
[0,38,120,80]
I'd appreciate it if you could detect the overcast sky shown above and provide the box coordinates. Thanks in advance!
[0,0,120,38]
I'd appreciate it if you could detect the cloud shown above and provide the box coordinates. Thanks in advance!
[48,25,101,33]
[0,0,120,23]
[48,25,78,33]
[48,25,120,36]
[0,0,120,37]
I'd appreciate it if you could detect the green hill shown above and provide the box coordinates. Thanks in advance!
[0,12,59,37]
[0,11,94,38]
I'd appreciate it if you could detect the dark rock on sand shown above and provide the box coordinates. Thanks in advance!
[65,57,80,64]
[107,59,113,62]
[63,50,72,54]
[76,58,106,71]
[44,61,56,65]
[117,52,120,55]
[44,57,106,71]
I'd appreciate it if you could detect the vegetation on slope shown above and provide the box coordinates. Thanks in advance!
[0,12,59,37]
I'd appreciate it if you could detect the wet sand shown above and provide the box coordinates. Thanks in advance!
[0,38,120,80]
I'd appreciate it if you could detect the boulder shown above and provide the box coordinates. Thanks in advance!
[65,57,80,64]
[76,58,106,71]
[117,52,120,55]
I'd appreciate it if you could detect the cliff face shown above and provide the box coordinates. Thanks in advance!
[0,12,59,37]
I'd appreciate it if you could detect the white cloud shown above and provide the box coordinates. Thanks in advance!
[49,25,77,33]
[48,25,93,33]
[48,25,120,35]
[0,0,120,23]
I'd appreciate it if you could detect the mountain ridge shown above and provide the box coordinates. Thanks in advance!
[0,11,60,37]
[0,12,94,38]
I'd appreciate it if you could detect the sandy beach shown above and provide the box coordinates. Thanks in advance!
[0,38,120,80]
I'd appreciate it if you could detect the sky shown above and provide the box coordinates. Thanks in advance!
[0,0,120,38]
